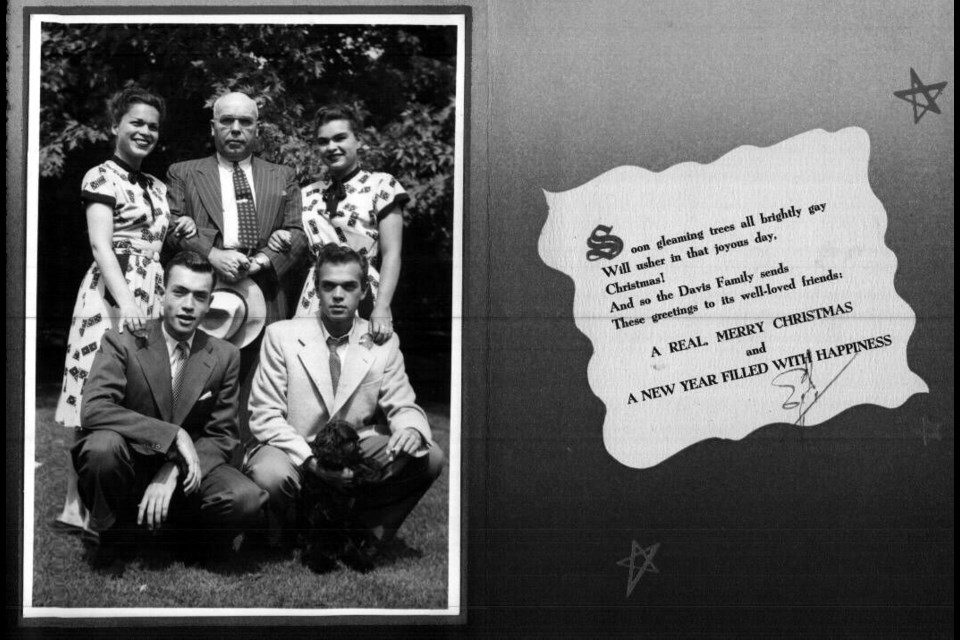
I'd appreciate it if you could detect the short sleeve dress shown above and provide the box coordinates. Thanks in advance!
[294,168,409,318]
[54,156,171,427]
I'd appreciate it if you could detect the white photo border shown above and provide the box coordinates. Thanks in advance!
[22,9,466,622]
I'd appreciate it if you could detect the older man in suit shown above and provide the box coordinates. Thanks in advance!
[166,91,308,438]
[74,251,267,573]
[245,244,444,563]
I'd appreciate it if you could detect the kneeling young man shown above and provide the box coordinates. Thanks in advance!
[245,243,444,559]
[74,251,267,572]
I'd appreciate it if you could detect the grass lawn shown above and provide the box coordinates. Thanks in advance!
[28,385,451,610]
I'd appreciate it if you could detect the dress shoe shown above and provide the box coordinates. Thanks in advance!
[89,529,127,577]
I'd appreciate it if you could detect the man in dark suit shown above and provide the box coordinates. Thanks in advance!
[74,251,267,573]
[165,91,308,438]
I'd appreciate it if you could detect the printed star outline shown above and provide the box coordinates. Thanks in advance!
[894,68,947,124]
[616,540,659,598]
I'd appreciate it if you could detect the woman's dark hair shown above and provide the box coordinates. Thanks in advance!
[107,86,166,126]
[314,104,364,136]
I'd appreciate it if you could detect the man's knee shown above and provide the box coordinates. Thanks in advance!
[229,481,268,523]
[248,463,299,500]
[73,430,130,475]
[245,445,301,503]
[425,446,445,481]
[202,478,267,525]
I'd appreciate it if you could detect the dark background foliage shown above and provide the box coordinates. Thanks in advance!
[38,23,457,401]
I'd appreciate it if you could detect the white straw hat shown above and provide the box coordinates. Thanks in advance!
[200,278,267,348]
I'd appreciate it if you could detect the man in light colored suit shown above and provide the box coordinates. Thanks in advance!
[245,244,444,558]
[166,91,308,438]
[74,251,267,573]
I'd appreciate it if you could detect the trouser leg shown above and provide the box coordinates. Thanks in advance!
[196,463,269,531]
[353,435,445,542]
[244,444,302,542]
[57,428,92,532]
[72,430,140,533]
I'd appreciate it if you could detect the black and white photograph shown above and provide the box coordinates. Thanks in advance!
[18,8,465,618]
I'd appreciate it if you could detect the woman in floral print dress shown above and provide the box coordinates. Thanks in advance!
[54,87,196,531]
[290,106,409,346]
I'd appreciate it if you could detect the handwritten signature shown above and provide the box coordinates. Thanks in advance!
[771,350,859,425]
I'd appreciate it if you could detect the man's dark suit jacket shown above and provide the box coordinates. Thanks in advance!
[165,154,308,323]
[80,319,242,477]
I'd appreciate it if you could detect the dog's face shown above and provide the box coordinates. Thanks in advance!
[310,420,364,470]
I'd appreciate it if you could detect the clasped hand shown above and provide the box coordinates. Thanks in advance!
[266,229,292,252]
[209,247,251,282]
[172,428,202,494]
[138,429,200,531]
[171,216,198,239]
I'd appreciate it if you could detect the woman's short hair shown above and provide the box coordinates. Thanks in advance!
[314,104,364,136]
[107,86,167,126]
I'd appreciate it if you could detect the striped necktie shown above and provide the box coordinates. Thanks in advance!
[172,341,189,413]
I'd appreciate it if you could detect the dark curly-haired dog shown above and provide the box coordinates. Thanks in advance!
[301,420,382,573]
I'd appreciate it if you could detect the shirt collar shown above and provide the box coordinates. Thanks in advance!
[323,167,364,206]
[109,154,139,174]
[160,322,196,356]
[333,165,363,185]
[320,316,357,344]
[217,153,253,171]
[109,155,150,186]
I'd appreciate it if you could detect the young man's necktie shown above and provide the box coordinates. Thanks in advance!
[171,341,189,414]
[327,335,348,394]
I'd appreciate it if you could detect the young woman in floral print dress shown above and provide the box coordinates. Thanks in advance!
[289,106,408,346]
[54,87,196,531]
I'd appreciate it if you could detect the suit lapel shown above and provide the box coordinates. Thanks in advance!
[252,156,278,238]
[196,155,224,233]
[136,322,173,422]
[172,331,217,426]
[298,335,336,416]
[330,341,374,417]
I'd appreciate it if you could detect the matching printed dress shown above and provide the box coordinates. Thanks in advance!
[294,168,409,318]
[54,157,171,427]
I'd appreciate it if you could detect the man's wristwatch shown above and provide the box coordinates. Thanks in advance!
[253,253,271,270]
